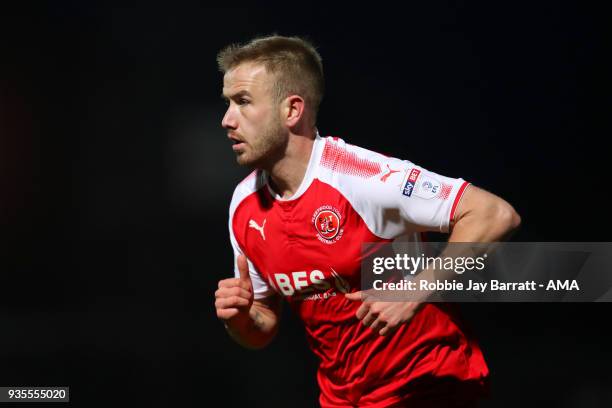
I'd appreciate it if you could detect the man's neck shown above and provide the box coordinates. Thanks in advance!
[267,131,316,200]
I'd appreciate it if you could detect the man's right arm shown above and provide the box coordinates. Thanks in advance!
[215,254,281,349]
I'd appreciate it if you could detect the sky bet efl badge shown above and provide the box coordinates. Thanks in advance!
[402,168,421,197]
[413,175,441,199]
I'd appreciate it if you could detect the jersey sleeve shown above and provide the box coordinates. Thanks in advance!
[318,138,469,239]
[228,204,275,300]
[393,161,470,233]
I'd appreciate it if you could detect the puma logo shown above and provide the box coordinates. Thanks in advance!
[248,219,266,241]
[380,164,400,183]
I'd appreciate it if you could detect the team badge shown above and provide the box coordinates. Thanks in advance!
[312,205,344,244]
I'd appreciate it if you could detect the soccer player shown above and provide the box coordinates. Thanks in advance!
[214,35,520,407]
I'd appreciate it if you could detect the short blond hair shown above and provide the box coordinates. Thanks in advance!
[217,35,324,125]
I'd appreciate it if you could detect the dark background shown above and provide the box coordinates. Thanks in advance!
[1,3,610,407]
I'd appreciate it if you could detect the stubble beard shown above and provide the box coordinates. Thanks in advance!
[236,114,288,170]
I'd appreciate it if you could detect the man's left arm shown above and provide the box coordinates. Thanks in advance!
[346,183,521,336]
[448,184,521,242]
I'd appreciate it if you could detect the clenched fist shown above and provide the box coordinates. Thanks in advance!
[215,254,254,322]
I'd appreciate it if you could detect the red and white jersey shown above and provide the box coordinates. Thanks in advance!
[229,135,489,407]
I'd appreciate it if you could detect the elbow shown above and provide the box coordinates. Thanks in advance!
[496,202,521,236]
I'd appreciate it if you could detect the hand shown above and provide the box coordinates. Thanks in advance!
[215,254,254,323]
[345,291,423,336]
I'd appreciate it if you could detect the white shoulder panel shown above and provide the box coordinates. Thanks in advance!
[228,170,275,299]
[315,137,469,240]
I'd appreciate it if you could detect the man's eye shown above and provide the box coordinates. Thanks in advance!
[238,98,249,105]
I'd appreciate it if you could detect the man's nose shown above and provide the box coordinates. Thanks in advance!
[221,107,236,129]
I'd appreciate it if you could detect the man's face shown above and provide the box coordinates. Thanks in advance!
[221,62,287,167]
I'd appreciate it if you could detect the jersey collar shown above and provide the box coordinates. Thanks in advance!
[265,130,324,202]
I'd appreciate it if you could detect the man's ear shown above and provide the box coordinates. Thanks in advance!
[283,95,305,127]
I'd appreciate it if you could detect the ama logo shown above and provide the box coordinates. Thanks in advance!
[312,205,344,244]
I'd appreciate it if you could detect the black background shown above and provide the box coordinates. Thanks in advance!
[1,3,610,407]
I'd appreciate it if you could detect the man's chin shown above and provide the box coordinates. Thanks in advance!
[235,153,254,167]
[236,154,268,170]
